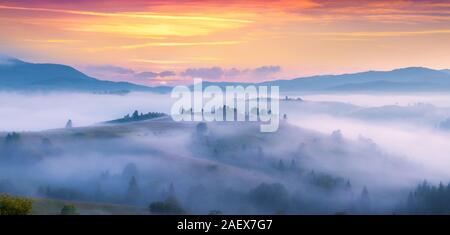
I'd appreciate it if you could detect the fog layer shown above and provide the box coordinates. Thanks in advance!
[1,91,450,214]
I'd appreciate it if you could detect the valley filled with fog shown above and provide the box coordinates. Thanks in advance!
[2,91,450,214]
[0,92,172,132]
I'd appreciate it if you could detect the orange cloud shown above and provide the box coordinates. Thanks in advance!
[120,41,244,49]
[0,4,252,23]
[1,0,449,84]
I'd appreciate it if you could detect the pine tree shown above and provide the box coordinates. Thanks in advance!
[359,186,371,213]
[345,180,352,191]
[361,186,370,201]
[168,183,175,197]
[222,105,226,120]
[132,110,139,119]
[5,132,20,144]
[126,176,140,203]
[290,159,296,170]
[278,159,285,172]
[65,119,73,129]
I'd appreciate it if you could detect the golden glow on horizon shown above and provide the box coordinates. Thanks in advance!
[0,0,449,86]
[119,41,245,49]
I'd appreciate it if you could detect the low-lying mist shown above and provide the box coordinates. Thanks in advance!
[0,92,172,131]
[1,91,450,214]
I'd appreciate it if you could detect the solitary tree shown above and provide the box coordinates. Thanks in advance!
[60,204,78,215]
[359,186,371,212]
[126,176,140,203]
[65,119,73,129]
[331,130,343,141]
[345,180,352,192]
[278,159,285,172]
[290,159,296,170]
[361,186,370,202]
[168,183,176,197]
[222,105,226,120]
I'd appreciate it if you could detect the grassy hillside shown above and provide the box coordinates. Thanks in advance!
[31,198,146,215]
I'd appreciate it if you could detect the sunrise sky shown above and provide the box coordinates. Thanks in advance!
[0,0,449,85]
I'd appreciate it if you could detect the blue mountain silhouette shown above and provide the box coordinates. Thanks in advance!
[0,56,169,93]
[1,56,449,92]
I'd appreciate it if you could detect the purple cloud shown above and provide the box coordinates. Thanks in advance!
[181,65,281,80]
[181,67,224,79]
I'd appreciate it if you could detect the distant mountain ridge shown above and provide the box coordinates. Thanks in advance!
[0,56,170,93]
[1,56,449,93]
[190,67,450,92]
[260,67,450,92]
